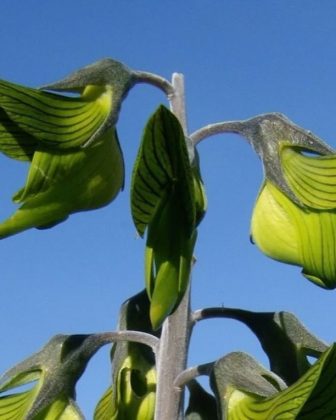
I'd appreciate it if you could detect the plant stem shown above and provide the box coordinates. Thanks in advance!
[97,330,159,352]
[134,70,174,97]
[154,73,192,420]
[190,120,247,145]
[169,73,188,134]
[174,362,214,390]
[154,287,191,420]
[191,306,246,323]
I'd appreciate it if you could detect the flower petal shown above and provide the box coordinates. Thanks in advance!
[0,80,112,150]
[281,145,336,209]
[251,181,336,288]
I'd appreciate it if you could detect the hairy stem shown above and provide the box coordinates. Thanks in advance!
[169,73,188,135]
[154,73,192,420]
[134,70,174,97]
[155,287,191,420]
[190,120,247,145]
[192,306,264,324]
[174,362,214,390]
[98,330,160,352]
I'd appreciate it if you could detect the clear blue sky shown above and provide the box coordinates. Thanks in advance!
[1,0,336,416]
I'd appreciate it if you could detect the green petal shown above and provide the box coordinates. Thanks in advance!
[94,386,114,420]
[251,181,336,288]
[107,291,157,419]
[0,334,112,419]
[251,182,300,266]
[0,388,38,420]
[0,79,111,150]
[212,345,336,419]
[0,370,41,419]
[35,397,84,419]
[0,378,83,419]
[281,145,336,209]
[0,107,37,160]
[113,365,156,420]
[246,345,336,418]
[0,128,124,238]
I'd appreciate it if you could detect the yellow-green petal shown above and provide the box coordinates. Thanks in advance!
[104,291,157,420]
[212,345,336,419]
[94,386,114,420]
[281,145,336,209]
[251,182,300,266]
[0,127,124,238]
[0,389,37,420]
[0,79,112,151]
[251,181,336,288]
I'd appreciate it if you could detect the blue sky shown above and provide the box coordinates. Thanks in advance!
[1,0,336,416]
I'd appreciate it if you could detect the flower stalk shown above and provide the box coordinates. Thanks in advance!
[153,73,192,420]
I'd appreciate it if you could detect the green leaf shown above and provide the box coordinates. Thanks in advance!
[191,149,207,225]
[211,345,336,419]
[131,105,200,328]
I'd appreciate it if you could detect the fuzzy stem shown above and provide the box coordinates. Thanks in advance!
[133,70,174,97]
[192,306,260,324]
[190,121,247,145]
[169,73,188,134]
[174,362,214,390]
[154,73,192,420]
[98,330,160,352]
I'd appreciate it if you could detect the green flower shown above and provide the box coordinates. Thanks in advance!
[211,344,336,419]
[0,59,134,238]
[0,334,108,419]
[131,106,207,329]
[252,145,336,288]
[246,114,336,289]
[94,291,157,420]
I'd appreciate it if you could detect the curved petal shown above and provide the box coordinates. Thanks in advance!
[0,107,37,160]
[251,181,336,289]
[0,128,124,238]
[0,80,112,150]
[281,145,336,209]
[94,386,114,420]
[211,346,336,419]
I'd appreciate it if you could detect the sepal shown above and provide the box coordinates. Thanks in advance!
[0,334,109,419]
[210,345,336,419]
